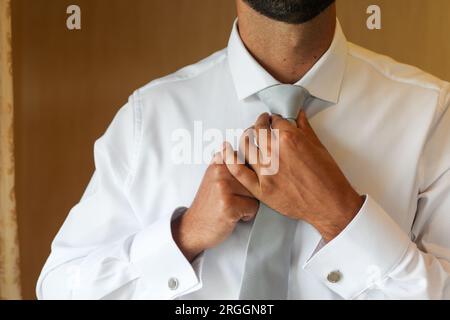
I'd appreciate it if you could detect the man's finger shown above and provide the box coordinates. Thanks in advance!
[230,196,260,223]
[211,150,224,164]
[254,113,273,164]
[297,110,322,144]
[228,177,255,198]
[223,142,260,197]
[254,112,272,149]
[296,109,308,130]
[239,131,261,175]
[271,114,295,131]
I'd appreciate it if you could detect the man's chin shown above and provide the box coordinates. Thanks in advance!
[243,0,335,24]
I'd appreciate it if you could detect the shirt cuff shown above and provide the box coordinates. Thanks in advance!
[129,207,204,299]
[303,195,411,299]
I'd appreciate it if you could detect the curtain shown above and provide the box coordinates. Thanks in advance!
[0,0,21,300]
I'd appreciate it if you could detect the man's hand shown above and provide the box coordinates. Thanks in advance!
[224,111,364,242]
[172,147,259,262]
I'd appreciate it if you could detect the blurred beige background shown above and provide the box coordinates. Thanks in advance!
[10,0,450,299]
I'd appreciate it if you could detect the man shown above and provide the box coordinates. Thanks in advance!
[37,0,450,299]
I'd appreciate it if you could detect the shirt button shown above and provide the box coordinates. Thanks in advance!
[327,271,342,284]
[168,277,179,291]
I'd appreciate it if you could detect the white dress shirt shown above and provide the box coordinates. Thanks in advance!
[37,21,450,300]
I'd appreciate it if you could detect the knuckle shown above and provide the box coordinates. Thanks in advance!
[216,179,230,192]
[208,163,220,173]
[243,127,256,139]
[231,165,244,178]
[217,196,228,210]
[260,112,270,120]
[279,130,294,143]
[209,163,225,177]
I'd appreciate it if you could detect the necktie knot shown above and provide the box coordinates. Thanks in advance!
[257,84,308,121]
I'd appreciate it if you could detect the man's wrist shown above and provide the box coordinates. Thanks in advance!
[171,211,204,262]
[318,194,365,242]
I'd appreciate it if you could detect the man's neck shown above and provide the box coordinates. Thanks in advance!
[236,2,336,84]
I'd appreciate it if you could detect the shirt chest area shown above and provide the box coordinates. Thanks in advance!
[129,98,423,230]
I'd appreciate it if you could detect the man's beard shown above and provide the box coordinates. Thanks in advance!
[243,0,335,24]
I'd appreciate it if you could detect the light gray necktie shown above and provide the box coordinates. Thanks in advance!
[239,85,308,300]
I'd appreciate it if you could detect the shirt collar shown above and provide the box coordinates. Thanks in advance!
[227,19,348,104]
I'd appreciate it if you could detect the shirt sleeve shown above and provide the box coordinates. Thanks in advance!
[304,84,450,300]
[36,94,204,300]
